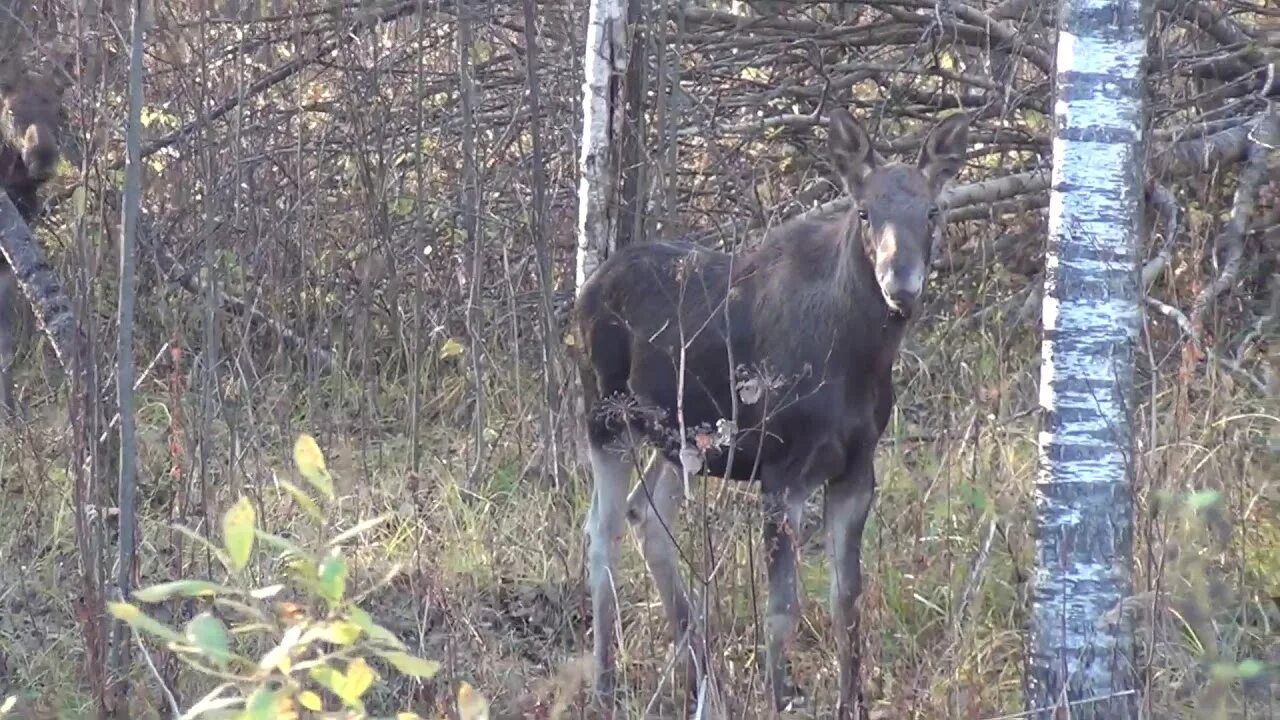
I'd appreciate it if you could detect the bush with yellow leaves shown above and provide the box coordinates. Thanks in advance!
[100,434,490,720]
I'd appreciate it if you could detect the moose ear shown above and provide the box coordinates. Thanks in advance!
[917,112,971,192]
[828,108,876,197]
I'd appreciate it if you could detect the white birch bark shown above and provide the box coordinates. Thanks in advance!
[1029,0,1149,716]
[575,0,629,294]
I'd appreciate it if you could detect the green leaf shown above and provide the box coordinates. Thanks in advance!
[185,613,232,666]
[350,606,406,650]
[302,620,363,646]
[379,650,441,678]
[222,497,256,571]
[308,658,377,709]
[309,663,348,701]
[317,550,348,603]
[1187,489,1222,511]
[253,530,310,560]
[438,337,465,360]
[169,523,225,558]
[244,685,283,720]
[1237,658,1266,678]
[277,478,325,523]
[108,601,184,644]
[293,434,335,499]
[133,580,233,603]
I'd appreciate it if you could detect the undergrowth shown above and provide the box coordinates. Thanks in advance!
[0,295,1276,719]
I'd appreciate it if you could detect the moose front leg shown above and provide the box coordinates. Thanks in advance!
[762,487,806,712]
[585,443,633,704]
[826,459,876,720]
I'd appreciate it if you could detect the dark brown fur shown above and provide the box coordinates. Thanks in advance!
[0,62,65,415]
[574,108,970,717]
[0,65,64,223]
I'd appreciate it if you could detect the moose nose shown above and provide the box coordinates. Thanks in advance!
[881,270,923,314]
[888,288,916,310]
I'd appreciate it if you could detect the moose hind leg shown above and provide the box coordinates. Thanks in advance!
[827,465,876,720]
[762,487,806,711]
[627,455,703,700]
[585,442,632,703]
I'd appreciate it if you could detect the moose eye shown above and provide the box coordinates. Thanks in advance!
[927,206,941,221]
[857,208,869,221]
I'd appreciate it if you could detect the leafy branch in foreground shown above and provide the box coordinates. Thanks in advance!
[111,434,490,720]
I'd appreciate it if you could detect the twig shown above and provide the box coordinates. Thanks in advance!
[133,630,180,717]
[980,690,1138,720]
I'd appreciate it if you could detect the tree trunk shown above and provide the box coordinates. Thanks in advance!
[457,0,485,486]
[520,0,564,486]
[106,0,144,707]
[575,0,631,292]
[1027,0,1149,716]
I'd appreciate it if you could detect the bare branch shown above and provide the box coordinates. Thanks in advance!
[1191,106,1280,329]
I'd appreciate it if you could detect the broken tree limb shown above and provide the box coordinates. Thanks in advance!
[0,191,87,373]
[1191,105,1280,330]
[1142,181,1182,289]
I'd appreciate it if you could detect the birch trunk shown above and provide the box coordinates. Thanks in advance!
[575,0,630,293]
[1028,0,1149,716]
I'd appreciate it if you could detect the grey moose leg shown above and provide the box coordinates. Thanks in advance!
[585,443,632,704]
[627,455,706,701]
[762,487,806,712]
[826,461,876,720]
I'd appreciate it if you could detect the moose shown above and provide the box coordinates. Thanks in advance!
[572,107,969,717]
[0,59,66,416]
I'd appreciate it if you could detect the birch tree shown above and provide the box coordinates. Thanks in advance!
[575,0,630,293]
[1028,0,1149,716]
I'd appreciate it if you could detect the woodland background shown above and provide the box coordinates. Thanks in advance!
[0,0,1277,717]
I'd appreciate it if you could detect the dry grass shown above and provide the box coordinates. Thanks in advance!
[0,283,1276,719]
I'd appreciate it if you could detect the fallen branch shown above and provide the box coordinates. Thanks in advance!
[1190,106,1280,330]
[1142,181,1181,289]
[0,192,86,373]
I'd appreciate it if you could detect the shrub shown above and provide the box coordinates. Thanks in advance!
[108,434,489,720]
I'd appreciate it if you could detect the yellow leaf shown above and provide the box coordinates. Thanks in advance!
[277,478,324,522]
[108,601,184,644]
[222,497,256,571]
[344,657,377,701]
[379,650,441,678]
[1,696,16,716]
[292,434,334,499]
[438,337,465,360]
[457,682,490,720]
[303,620,363,646]
[297,691,324,711]
[563,330,577,348]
